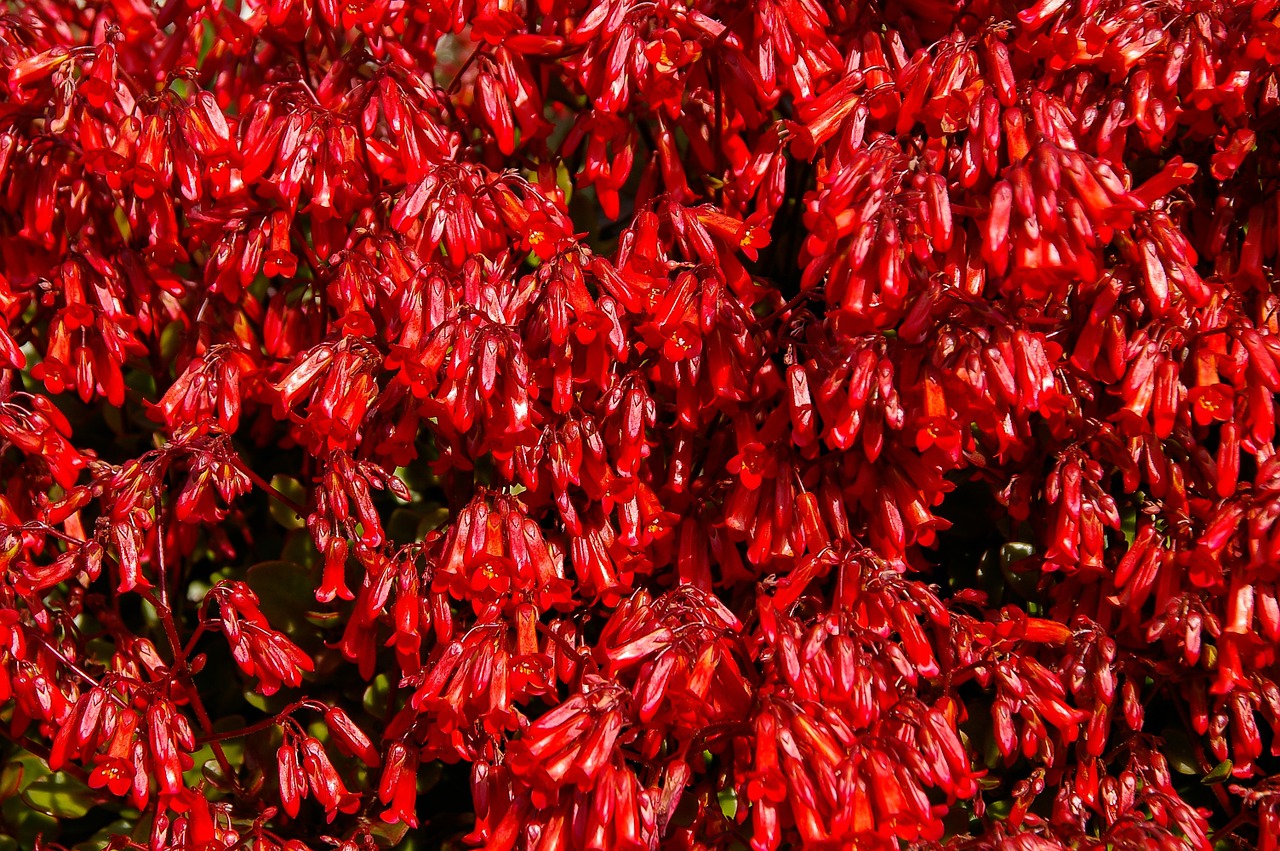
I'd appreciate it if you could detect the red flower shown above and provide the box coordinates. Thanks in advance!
[1,0,1278,848]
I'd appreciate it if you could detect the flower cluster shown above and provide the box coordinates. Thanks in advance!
[2,0,1280,849]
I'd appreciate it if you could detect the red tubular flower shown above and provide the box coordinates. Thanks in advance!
[433,492,572,613]
[300,736,360,821]
[505,675,629,800]
[278,742,305,818]
[4,0,1280,847]
[377,741,420,827]
[146,699,196,799]
[324,706,379,768]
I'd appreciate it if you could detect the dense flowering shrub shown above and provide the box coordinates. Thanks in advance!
[2,0,1280,848]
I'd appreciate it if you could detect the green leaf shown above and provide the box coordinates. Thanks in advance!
[971,551,1005,606]
[74,819,136,851]
[387,504,451,546]
[717,787,738,820]
[159,320,185,367]
[998,542,1041,601]
[999,542,1036,569]
[1161,727,1200,775]
[186,717,245,791]
[102,404,125,439]
[395,463,438,495]
[244,689,294,714]
[1202,759,1233,784]
[3,795,59,845]
[363,673,393,719]
[987,798,1013,820]
[124,367,157,399]
[280,528,321,569]
[0,760,22,801]
[370,820,410,847]
[7,750,48,791]
[1120,503,1138,547]
[556,161,574,203]
[268,475,307,529]
[388,508,426,546]
[21,771,95,818]
[419,504,451,535]
[245,560,316,633]
[305,609,344,628]
[419,759,443,794]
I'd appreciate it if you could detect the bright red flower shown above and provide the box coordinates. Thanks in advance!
[2,0,1278,848]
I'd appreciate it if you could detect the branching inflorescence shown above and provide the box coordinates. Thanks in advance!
[1,0,1280,849]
